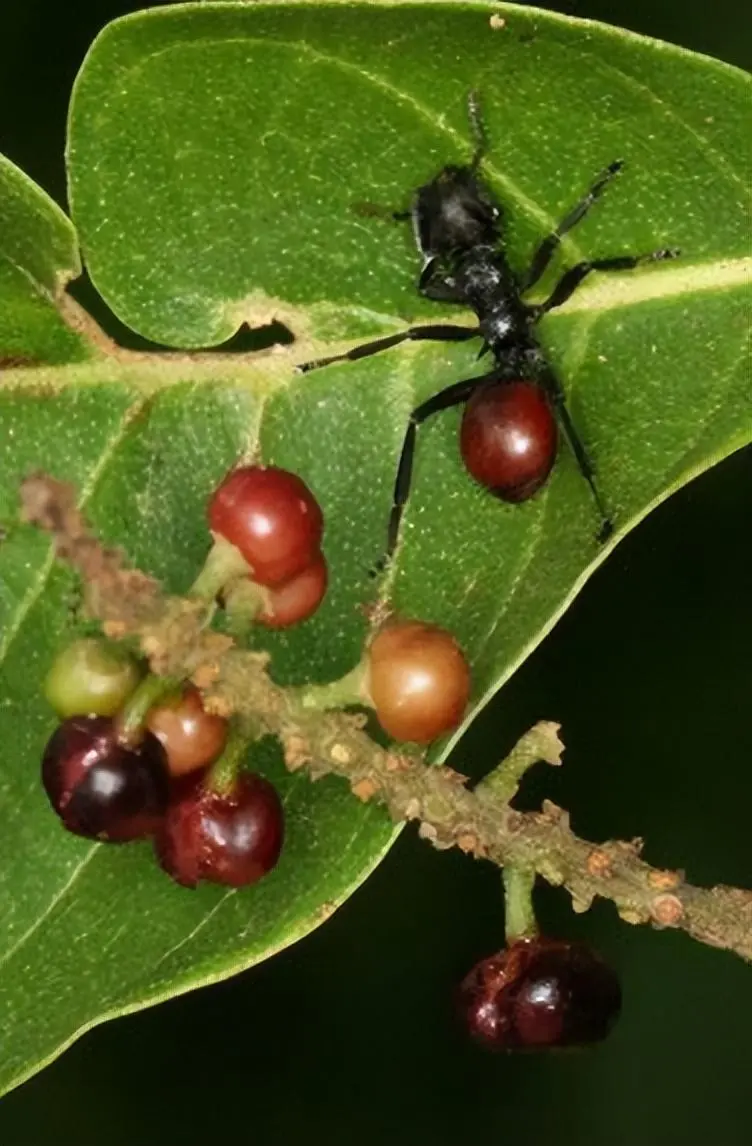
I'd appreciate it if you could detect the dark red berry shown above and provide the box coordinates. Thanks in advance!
[41,715,169,842]
[459,937,621,1050]
[208,465,324,586]
[257,550,328,628]
[155,771,284,888]
[460,380,557,501]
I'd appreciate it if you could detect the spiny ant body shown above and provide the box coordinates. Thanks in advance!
[299,94,679,565]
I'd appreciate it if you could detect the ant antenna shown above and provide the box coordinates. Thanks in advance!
[467,90,487,171]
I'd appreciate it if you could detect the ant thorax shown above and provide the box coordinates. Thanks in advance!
[451,246,515,300]
[450,246,527,347]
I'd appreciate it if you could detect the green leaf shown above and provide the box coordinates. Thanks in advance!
[0,156,89,364]
[0,0,749,1097]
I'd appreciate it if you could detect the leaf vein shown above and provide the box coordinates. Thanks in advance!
[582,50,749,196]
[152,891,237,971]
[0,842,99,974]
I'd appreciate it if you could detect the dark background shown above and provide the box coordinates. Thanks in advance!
[1,2,750,1143]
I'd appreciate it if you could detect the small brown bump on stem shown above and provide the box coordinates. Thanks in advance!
[352,777,378,802]
[192,662,221,690]
[648,868,682,891]
[331,742,353,766]
[283,735,311,771]
[587,849,613,879]
[651,894,684,927]
[457,832,479,854]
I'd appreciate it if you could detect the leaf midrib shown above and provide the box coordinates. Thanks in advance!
[1,253,748,398]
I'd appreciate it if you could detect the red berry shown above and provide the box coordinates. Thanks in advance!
[41,715,169,842]
[460,380,557,501]
[366,620,471,743]
[155,771,284,888]
[459,937,621,1050]
[146,686,228,777]
[208,465,324,586]
[257,550,328,628]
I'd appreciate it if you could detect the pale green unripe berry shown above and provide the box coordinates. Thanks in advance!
[44,638,143,719]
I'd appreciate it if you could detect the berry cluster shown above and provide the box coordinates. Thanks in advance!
[459,937,622,1051]
[42,639,284,888]
[208,465,328,627]
[39,463,472,886]
[37,461,620,1050]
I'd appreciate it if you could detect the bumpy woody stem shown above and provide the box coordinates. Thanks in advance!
[20,474,752,963]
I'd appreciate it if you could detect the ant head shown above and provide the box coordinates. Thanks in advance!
[412,164,503,260]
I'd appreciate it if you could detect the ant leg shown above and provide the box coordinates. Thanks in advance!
[537,367,613,542]
[297,323,479,373]
[533,247,680,316]
[467,90,488,171]
[352,202,411,224]
[418,256,440,293]
[520,161,624,292]
[380,372,495,568]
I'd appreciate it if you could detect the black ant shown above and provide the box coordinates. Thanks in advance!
[299,93,679,564]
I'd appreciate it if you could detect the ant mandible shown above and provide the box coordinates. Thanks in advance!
[299,93,679,565]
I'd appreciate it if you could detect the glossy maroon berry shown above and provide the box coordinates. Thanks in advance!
[41,715,169,842]
[459,937,621,1051]
[367,620,471,743]
[257,550,328,628]
[460,380,558,501]
[208,465,324,586]
[155,771,284,888]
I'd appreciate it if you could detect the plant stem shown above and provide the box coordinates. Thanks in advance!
[295,662,369,711]
[206,726,251,793]
[503,865,539,943]
[223,578,266,627]
[117,673,182,746]
[189,535,251,601]
[476,722,563,804]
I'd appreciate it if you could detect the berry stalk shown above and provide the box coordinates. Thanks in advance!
[116,673,183,747]
[205,725,254,794]
[503,865,539,943]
